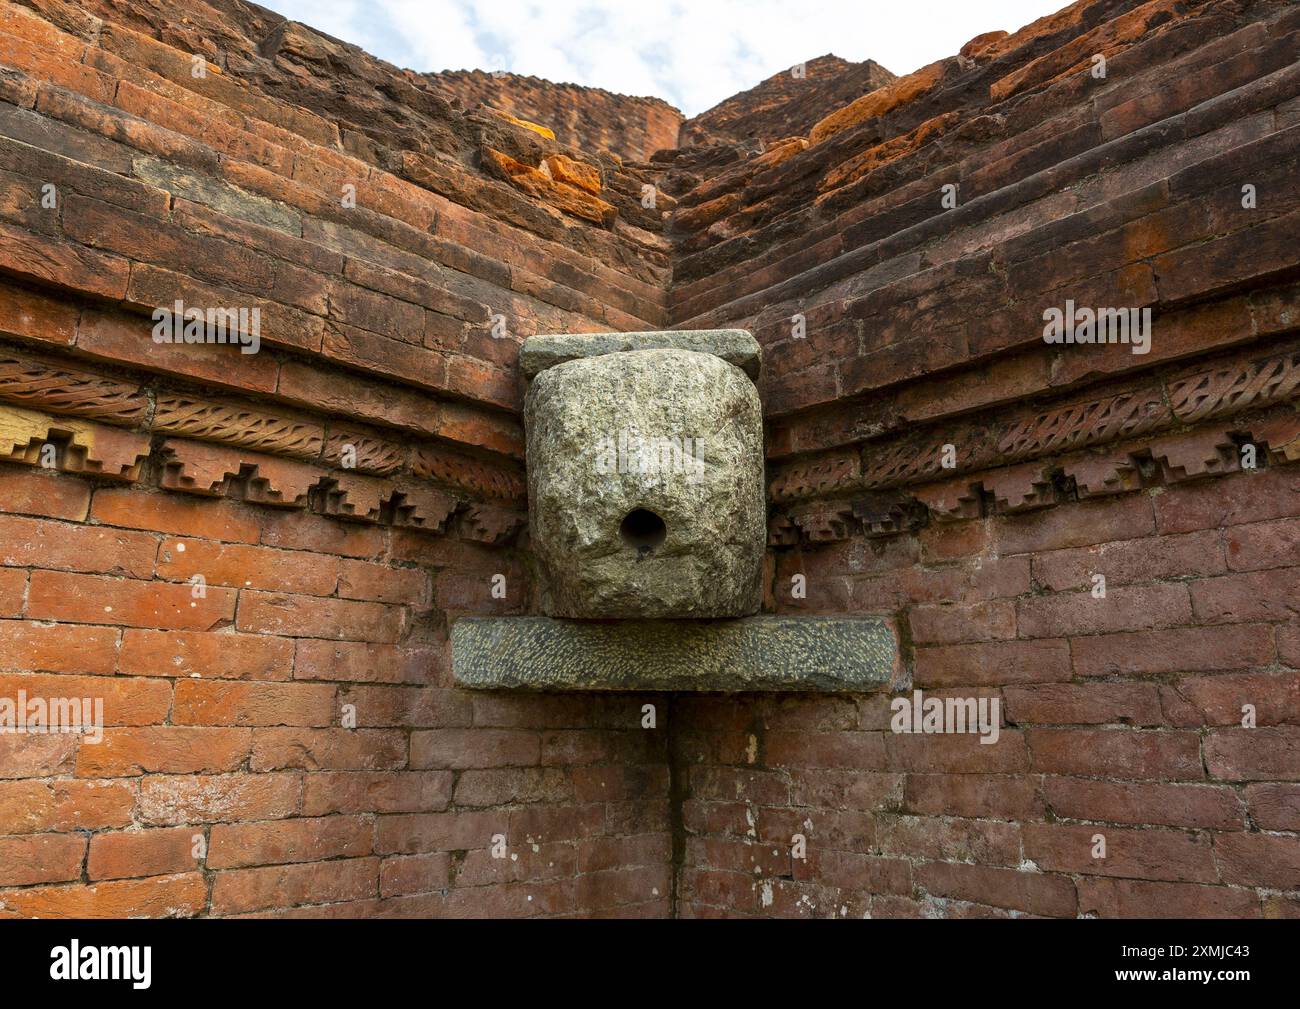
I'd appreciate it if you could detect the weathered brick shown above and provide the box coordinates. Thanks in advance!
[136,772,301,826]
[77,727,252,777]
[1189,569,1300,624]
[1017,583,1192,637]
[1003,682,1164,725]
[87,827,199,880]
[1077,877,1261,918]
[903,773,1044,820]
[0,672,171,725]
[0,832,85,885]
[0,779,134,834]
[155,538,339,596]
[1027,728,1202,779]
[1213,832,1300,889]
[1205,727,1300,781]
[914,638,1071,687]
[208,814,372,869]
[909,600,1016,645]
[1023,823,1218,883]
[118,628,294,680]
[0,515,156,577]
[1244,783,1300,831]
[410,729,540,769]
[211,856,379,915]
[916,861,1076,917]
[236,590,406,642]
[250,727,407,770]
[0,872,207,917]
[1044,777,1245,829]
[172,680,336,727]
[301,771,453,816]
[0,469,89,520]
[90,487,260,542]
[1071,624,1275,677]
[27,570,236,630]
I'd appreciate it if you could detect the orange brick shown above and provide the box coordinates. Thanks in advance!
[0,469,90,520]
[0,672,172,725]
[172,680,336,727]
[87,827,199,880]
[0,733,76,778]
[301,771,452,816]
[76,726,252,777]
[75,309,279,396]
[0,832,85,885]
[337,558,431,606]
[292,640,433,684]
[118,628,294,680]
[136,772,301,826]
[0,282,79,347]
[0,620,119,674]
[0,779,135,834]
[0,219,128,298]
[250,727,407,770]
[156,537,339,596]
[27,570,237,630]
[257,510,385,558]
[236,591,406,643]
[0,515,157,577]
[0,33,115,105]
[90,487,260,542]
[0,566,25,615]
[211,855,378,915]
[0,872,207,917]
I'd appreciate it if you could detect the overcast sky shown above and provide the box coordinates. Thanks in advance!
[256,0,1070,116]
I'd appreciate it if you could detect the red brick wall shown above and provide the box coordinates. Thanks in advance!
[0,467,671,917]
[666,0,1300,917]
[2,0,1298,920]
[0,0,671,917]
[676,469,1300,917]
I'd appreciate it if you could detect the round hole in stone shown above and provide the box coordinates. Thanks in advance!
[619,508,667,552]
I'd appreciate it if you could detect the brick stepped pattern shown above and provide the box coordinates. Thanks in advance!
[678,54,897,148]
[426,69,683,164]
[664,0,1300,917]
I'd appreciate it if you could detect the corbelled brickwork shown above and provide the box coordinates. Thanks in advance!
[0,0,1296,918]
[678,54,896,148]
[667,0,1300,917]
[0,0,670,918]
[428,69,683,164]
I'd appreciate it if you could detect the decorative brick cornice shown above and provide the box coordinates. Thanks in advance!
[0,404,150,479]
[0,351,147,424]
[770,407,1300,545]
[770,342,1300,510]
[153,396,325,460]
[0,343,526,535]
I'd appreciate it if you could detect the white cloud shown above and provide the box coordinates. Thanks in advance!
[256,0,1071,116]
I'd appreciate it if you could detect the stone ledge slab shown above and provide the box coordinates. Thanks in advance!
[451,615,900,692]
[519,329,762,381]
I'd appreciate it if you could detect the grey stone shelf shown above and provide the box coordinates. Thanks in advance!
[451,615,900,693]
